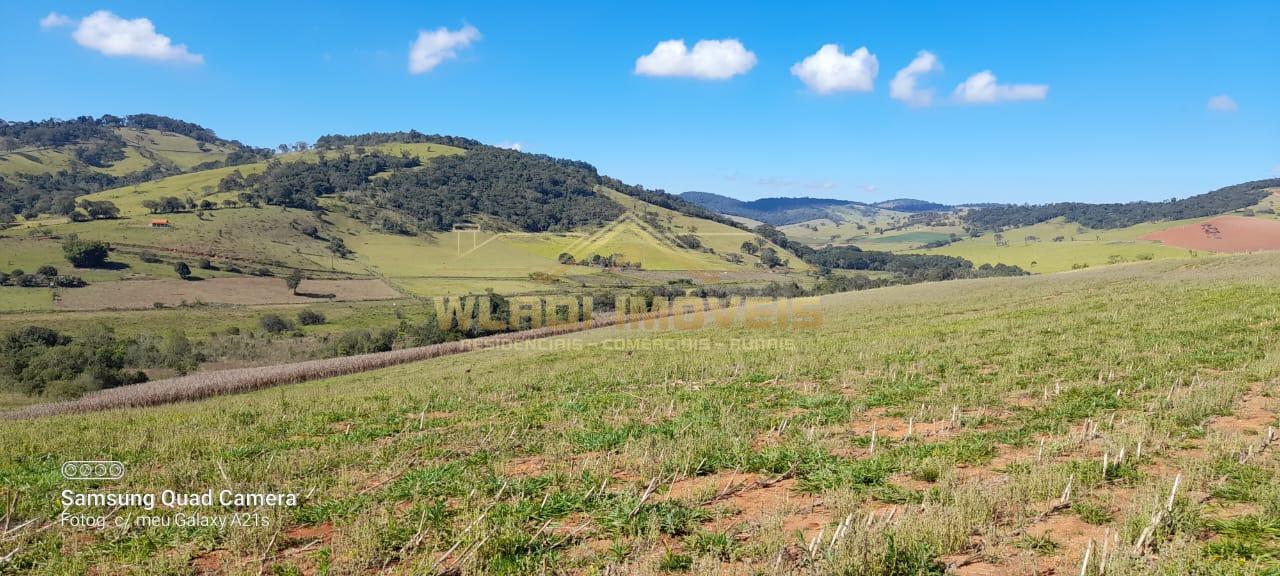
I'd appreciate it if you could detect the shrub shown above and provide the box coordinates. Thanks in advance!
[297,309,326,326]
[251,267,274,277]
[197,258,215,270]
[139,251,163,264]
[36,265,58,277]
[174,261,192,279]
[53,275,86,288]
[259,314,294,334]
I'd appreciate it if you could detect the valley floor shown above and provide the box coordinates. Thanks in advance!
[2,254,1279,574]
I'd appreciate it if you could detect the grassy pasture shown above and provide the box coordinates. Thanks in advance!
[2,253,1278,574]
[911,217,1198,273]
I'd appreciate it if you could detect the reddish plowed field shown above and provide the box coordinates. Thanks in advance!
[1140,215,1280,252]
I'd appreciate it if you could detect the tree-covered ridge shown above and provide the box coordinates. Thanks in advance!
[0,115,272,219]
[0,114,253,151]
[964,178,1280,231]
[315,133,744,229]
[314,131,483,151]
[681,191,855,225]
[224,134,745,234]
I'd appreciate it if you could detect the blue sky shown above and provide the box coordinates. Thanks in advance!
[3,1,1277,204]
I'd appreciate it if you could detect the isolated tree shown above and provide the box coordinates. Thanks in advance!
[62,236,110,268]
[557,252,576,265]
[758,247,782,268]
[77,200,120,220]
[174,261,192,280]
[740,241,758,256]
[285,269,304,294]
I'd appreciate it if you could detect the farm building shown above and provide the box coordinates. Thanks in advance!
[150,219,171,228]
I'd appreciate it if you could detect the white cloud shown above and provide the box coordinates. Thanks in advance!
[890,50,942,107]
[496,141,524,151]
[71,11,202,64]
[634,39,756,80]
[790,44,878,95]
[40,12,72,29]
[1207,95,1238,113]
[953,70,1047,103]
[408,24,480,74]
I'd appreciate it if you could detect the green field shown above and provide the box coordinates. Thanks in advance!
[2,253,1277,574]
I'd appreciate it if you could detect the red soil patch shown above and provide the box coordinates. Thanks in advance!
[660,471,760,503]
[1208,391,1276,436]
[504,455,547,476]
[1140,215,1280,252]
[190,549,232,574]
[705,478,827,539]
[284,522,334,542]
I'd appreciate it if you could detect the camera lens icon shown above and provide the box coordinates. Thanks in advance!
[61,461,125,480]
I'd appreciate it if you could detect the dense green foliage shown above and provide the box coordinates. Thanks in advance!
[964,179,1279,230]
[221,151,420,211]
[314,131,482,150]
[61,236,111,268]
[805,244,1027,281]
[0,326,155,398]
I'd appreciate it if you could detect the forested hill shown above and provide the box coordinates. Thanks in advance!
[680,191,954,225]
[964,178,1280,231]
[681,191,854,225]
[0,114,270,218]
[217,134,747,234]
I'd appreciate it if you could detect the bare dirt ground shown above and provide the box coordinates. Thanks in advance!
[54,277,402,310]
[1140,215,1280,252]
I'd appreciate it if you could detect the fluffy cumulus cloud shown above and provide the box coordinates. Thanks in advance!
[408,25,481,74]
[496,141,524,151]
[39,12,73,29]
[790,44,878,95]
[634,39,757,80]
[889,50,942,107]
[1206,95,1239,113]
[952,71,1047,103]
[70,10,203,64]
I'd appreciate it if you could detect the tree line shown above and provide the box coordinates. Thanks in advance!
[963,179,1280,231]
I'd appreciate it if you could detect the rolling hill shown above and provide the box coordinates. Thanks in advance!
[0,121,812,313]
[680,191,953,227]
[0,115,270,219]
[687,180,1280,272]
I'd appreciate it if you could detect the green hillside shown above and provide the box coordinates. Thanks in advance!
[911,193,1280,273]
[0,136,812,311]
[4,252,1278,573]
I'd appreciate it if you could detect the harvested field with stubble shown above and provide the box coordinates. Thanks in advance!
[3,254,1280,575]
[53,277,403,310]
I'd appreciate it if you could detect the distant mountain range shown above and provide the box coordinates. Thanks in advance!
[679,191,954,226]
